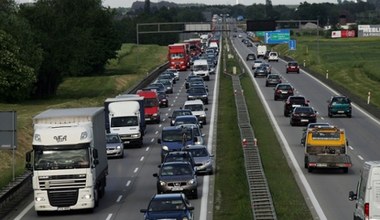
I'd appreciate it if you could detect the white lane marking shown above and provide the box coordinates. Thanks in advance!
[13,201,34,220]
[134,167,139,173]
[349,146,354,150]
[140,156,144,161]
[165,113,169,116]
[146,147,150,151]
[106,214,113,220]
[158,124,162,128]
[155,131,159,135]
[233,40,328,220]
[173,100,176,103]
[162,118,166,122]
[126,180,131,187]
[116,195,122,203]
[151,138,154,142]
[200,39,221,220]
[168,108,172,111]
[358,155,364,160]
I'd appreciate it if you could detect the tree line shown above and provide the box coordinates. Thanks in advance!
[0,0,378,101]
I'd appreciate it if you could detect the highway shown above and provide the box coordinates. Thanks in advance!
[231,32,380,220]
[7,56,220,219]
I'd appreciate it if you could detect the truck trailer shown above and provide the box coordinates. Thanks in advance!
[25,107,108,215]
[104,95,145,147]
[304,126,352,173]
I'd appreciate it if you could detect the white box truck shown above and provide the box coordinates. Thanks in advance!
[349,161,380,220]
[25,107,108,215]
[104,95,145,147]
[257,45,267,58]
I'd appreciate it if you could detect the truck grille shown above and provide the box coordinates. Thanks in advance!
[39,174,86,189]
[48,189,78,207]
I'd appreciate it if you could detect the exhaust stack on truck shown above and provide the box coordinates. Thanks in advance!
[25,107,108,215]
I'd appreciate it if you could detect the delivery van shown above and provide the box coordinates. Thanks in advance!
[349,161,380,220]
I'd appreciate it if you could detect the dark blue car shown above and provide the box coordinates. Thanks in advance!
[140,193,194,220]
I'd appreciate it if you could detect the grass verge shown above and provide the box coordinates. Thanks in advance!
[0,43,167,189]
[213,54,252,219]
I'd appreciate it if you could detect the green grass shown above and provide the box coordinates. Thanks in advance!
[0,43,167,189]
[214,47,252,219]
[275,36,380,106]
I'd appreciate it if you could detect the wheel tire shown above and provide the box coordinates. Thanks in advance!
[308,166,313,173]
[36,211,46,216]
[192,189,198,199]
[328,111,332,118]
[343,168,349,173]
[347,114,352,118]
[265,83,268,87]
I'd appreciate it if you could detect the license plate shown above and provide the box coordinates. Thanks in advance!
[172,187,182,191]
[292,105,301,107]
[338,111,344,113]
[281,91,288,94]
[58,207,70,211]
[317,163,328,167]
[301,119,309,122]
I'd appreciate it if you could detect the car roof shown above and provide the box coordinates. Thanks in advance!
[184,99,203,105]
[175,115,198,120]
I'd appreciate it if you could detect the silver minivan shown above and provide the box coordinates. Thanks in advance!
[349,161,380,220]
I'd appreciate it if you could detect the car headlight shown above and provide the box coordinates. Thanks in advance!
[188,95,194,98]
[132,134,140,138]
[183,217,189,220]
[159,181,166,186]
[116,145,122,149]
[188,179,196,185]
[153,113,158,116]
[162,146,169,151]
[202,95,207,98]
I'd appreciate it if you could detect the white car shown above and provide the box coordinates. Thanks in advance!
[183,99,208,125]
[268,52,279,62]
[252,60,263,69]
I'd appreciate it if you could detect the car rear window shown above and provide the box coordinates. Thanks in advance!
[289,97,306,103]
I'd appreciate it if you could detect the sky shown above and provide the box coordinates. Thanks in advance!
[16,0,342,9]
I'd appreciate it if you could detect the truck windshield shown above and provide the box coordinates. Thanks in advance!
[34,147,90,170]
[170,53,184,59]
[145,98,159,107]
[111,116,138,127]
[162,129,192,142]
[193,65,208,71]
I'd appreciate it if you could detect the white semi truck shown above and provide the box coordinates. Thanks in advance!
[104,95,145,147]
[25,107,108,215]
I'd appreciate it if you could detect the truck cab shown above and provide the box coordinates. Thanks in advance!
[137,90,161,124]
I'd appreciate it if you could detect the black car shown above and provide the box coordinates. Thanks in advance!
[187,87,208,104]
[284,96,309,117]
[186,75,204,89]
[153,161,198,199]
[169,109,193,126]
[263,50,271,60]
[290,106,317,126]
[265,74,281,87]
[158,91,169,108]
[274,83,294,101]
[162,151,196,170]
[254,65,269,78]
[246,53,256,61]
[140,193,194,220]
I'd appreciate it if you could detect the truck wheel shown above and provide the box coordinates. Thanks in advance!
[94,188,99,207]
[342,168,348,173]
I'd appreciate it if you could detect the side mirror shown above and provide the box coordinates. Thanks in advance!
[26,151,31,163]
[140,209,147,213]
[348,191,357,201]
[153,173,158,178]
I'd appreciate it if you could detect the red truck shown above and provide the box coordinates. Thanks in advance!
[168,43,190,71]
[137,90,161,124]
[184,38,202,57]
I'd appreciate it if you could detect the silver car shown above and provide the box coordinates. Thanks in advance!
[183,145,214,175]
[106,133,124,158]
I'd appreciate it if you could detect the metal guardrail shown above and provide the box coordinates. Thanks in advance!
[0,62,170,219]
[224,35,277,219]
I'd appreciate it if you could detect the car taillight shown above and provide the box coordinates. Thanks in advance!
[365,203,369,219]
[286,101,290,104]
[276,90,281,93]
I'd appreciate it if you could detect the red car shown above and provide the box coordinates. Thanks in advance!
[286,61,300,73]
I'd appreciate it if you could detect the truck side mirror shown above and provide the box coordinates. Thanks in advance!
[26,151,31,163]
[348,191,357,201]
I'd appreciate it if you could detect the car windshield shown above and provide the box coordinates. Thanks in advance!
[289,62,298,66]
[161,163,193,176]
[162,129,192,142]
[193,65,208,71]
[106,134,120,143]
[188,148,209,157]
[175,118,197,126]
[268,75,280,79]
[332,97,350,104]
[189,88,206,94]
[184,104,203,111]
[148,199,186,211]
[277,85,291,90]
[172,111,192,118]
